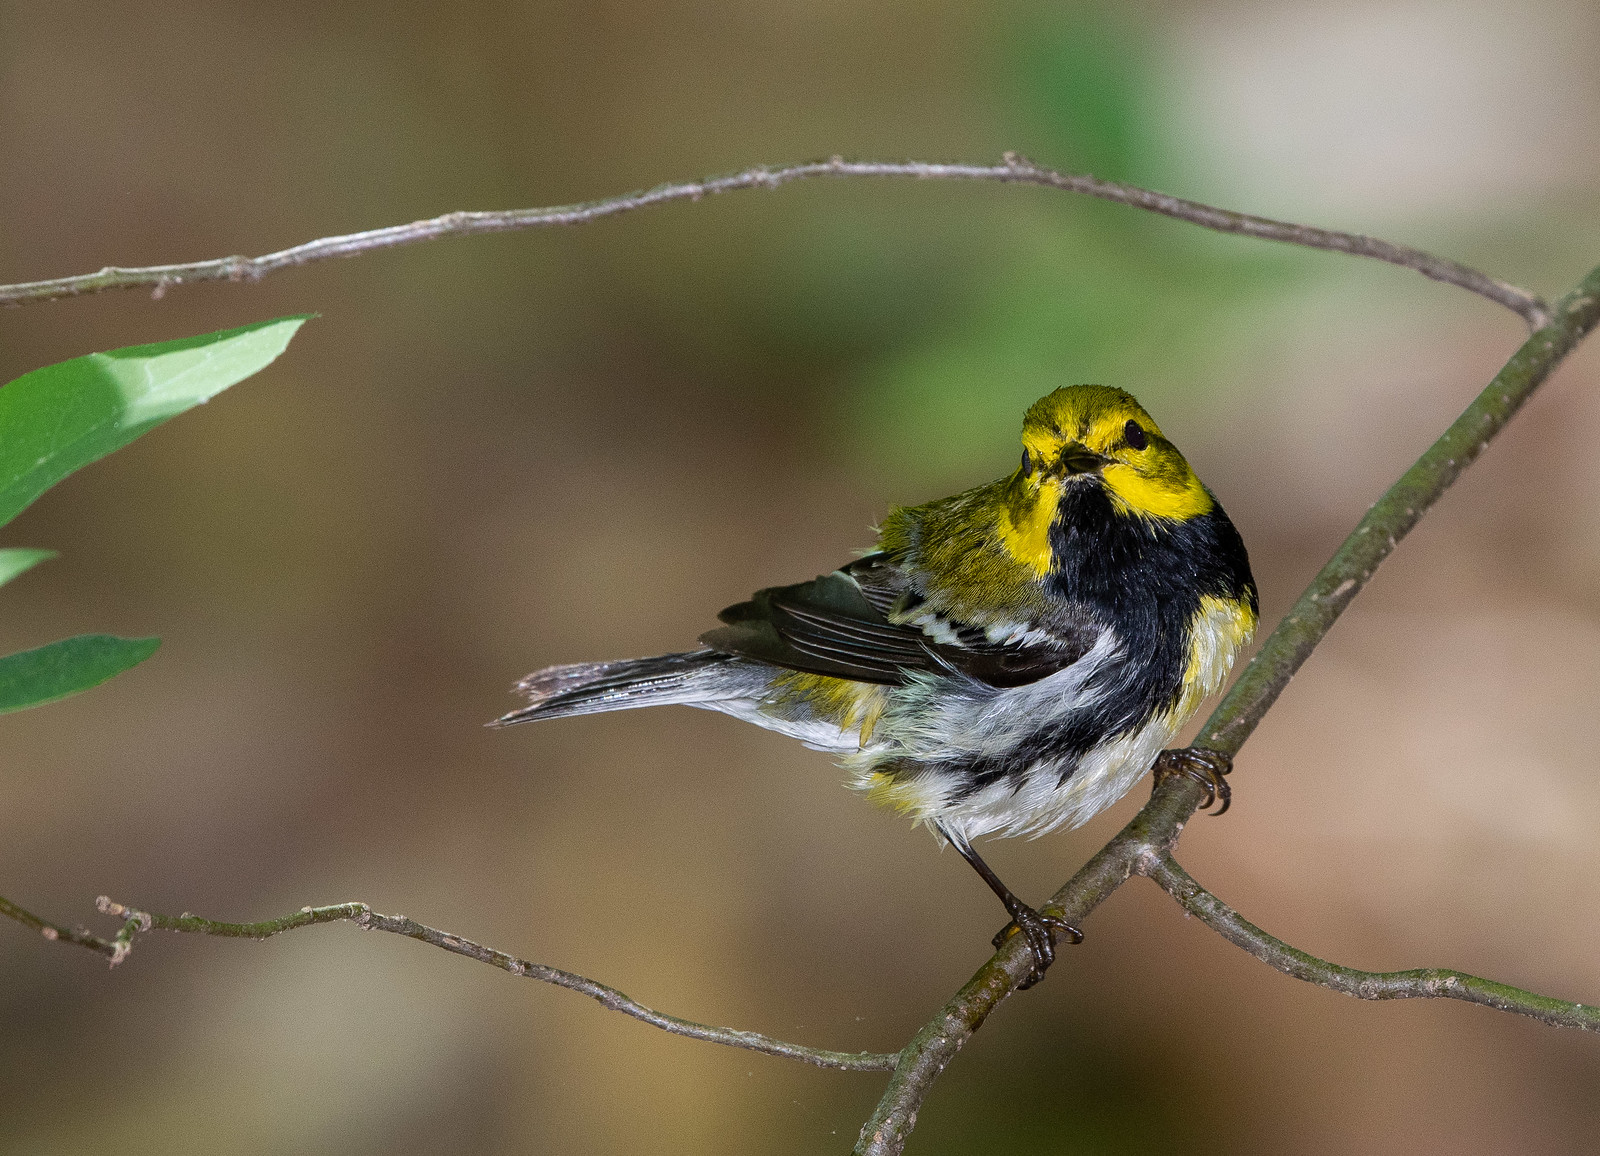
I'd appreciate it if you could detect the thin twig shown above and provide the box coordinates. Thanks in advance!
[0,155,1548,327]
[0,893,118,957]
[1143,855,1600,1032]
[72,896,898,1072]
[854,261,1600,1155]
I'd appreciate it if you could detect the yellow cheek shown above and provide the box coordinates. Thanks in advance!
[1102,464,1213,521]
[998,479,1060,577]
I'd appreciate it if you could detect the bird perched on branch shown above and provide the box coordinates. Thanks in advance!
[494,385,1257,986]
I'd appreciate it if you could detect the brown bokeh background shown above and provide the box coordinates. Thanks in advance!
[4,2,1600,1152]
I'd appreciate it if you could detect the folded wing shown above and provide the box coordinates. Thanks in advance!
[700,555,1097,689]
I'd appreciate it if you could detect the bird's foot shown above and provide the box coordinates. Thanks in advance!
[1154,747,1234,815]
[991,902,1083,990]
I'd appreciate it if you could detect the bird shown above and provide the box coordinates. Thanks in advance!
[493,385,1257,986]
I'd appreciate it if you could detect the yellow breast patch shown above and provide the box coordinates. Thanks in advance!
[1174,593,1257,718]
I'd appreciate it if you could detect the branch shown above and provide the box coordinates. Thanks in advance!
[1144,855,1600,1033]
[855,774,1195,1154]
[0,895,894,1072]
[0,892,120,958]
[7,887,900,1070]
[0,155,1548,327]
[1196,261,1600,759]
[855,261,1600,1154]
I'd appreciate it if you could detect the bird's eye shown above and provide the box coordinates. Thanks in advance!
[1020,448,1033,476]
[1124,420,1148,451]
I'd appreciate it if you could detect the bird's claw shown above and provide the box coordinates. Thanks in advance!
[992,903,1083,990]
[1154,747,1234,815]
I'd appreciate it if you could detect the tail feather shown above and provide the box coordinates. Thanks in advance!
[491,649,732,726]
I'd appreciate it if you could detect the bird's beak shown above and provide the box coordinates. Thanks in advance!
[1057,442,1108,477]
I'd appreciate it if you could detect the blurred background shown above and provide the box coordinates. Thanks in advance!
[2,0,1600,1152]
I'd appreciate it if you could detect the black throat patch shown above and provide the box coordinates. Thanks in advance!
[939,482,1255,798]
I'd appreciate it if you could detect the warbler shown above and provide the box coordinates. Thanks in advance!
[494,385,1257,984]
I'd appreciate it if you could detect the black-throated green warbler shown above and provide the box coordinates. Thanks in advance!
[496,385,1257,985]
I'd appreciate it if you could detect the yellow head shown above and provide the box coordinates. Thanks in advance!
[1017,385,1212,523]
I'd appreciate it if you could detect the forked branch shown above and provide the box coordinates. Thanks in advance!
[0,155,1549,327]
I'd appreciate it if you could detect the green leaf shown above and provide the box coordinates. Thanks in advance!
[0,547,56,588]
[0,315,311,529]
[0,634,161,714]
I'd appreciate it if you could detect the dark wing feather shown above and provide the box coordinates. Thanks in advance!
[700,557,1098,689]
[701,570,916,684]
[842,553,910,616]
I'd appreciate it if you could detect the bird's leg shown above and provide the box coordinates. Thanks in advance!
[938,824,1082,990]
[1153,747,1234,815]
